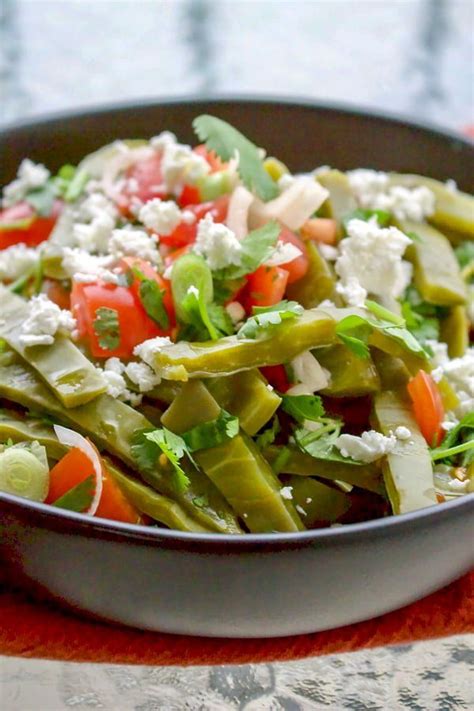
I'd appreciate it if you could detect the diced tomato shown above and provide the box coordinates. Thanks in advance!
[159,195,229,248]
[244,265,289,311]
[194,144,227,173]
[0,199,62,249]
[300,218,338,245]
[278,227,309,284]
[118,256,175,327]
[118,153,167,213]
[46,446,142,524]
[178,184,201,207]
[71,280,160,358]
[407,370,445,446]
[260,365,291,393]
[44,279,71,310]
[191,194,229,223]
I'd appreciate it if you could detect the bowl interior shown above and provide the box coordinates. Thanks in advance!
[0,97,473,547]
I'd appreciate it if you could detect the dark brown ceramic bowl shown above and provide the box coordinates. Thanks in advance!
[0,99,473,638]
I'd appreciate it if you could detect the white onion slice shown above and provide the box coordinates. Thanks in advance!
[264,240,302,267]
[225,186,254,240]
[250,178,329,231]
[286,351,331,395]
[53,425,103,516]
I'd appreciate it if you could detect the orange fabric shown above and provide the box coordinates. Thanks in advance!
[0,571,472,666]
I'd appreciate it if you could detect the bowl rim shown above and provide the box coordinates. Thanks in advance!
[1,93,473,153]
[1,95,473,550]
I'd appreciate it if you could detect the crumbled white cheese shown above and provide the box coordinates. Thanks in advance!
[160,141,210,192]
[133,336,172,367]
[102,368,128,400]
[61,247,118,284]
[295,504,307,516]
[318,244,339,261]
[2,159,50,207]
[440,349,474,419]
[286,351,331,395]
[19,294,76,347]
[305,497,312,504]
[441,420,458,432]
[75,192,118,223]
[225,301,246,326]
[428,344,474,420]
[138,198,182,236]
[266,384,274,392]
[125,361,161,392]
[335,218,411,303]
[336,430,397,463]
[0,243,38,281]
[187,285,199,298]
[264,240,302,267]
[347,169,435,222]
[394,426,411,441]
[109,228,160,264]
[280,486,293,500]
[318,299,337,309]
[73,212,115,254]
[150,131,178,152]
[336,276,367,307]
[194,214,242,271]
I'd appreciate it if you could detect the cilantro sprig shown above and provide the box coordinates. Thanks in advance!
[131,428,191,492]
[431,413,474,465]
[93,307,121,350]
[213,221,281,281]
[180,409,239,452]
[335,300,430,360]
[52,475,95,512]
[193,115,278,201]
[281,394,325,423]
[131,267,169,330]
[237,300,303,339]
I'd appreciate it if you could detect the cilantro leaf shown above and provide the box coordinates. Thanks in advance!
[431,413,474,466]
[180,286,219,341]
[24,183,56,216]
[454,241,474,271]
[52,474,95,512]
[255,416,281,449]
[294,418,364,465]
[193,115,278,201]
[237,300,303,339]
[336,308,429,360]
[93,307,120,350]
[400,286,444,346]
[213,221,281,280]
[335,315,372,358]
[181,409,239,452]
[281,394,325,423]
[131,428,191,492]
[342,208,392,232]
[207,302,234,336]
[137,277,169,330]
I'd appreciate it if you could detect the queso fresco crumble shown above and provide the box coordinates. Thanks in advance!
[0,114,472,533]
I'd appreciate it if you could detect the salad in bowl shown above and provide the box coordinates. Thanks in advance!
[0,115,472,536]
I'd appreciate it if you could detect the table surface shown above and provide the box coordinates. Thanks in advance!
[0,1,473,709]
